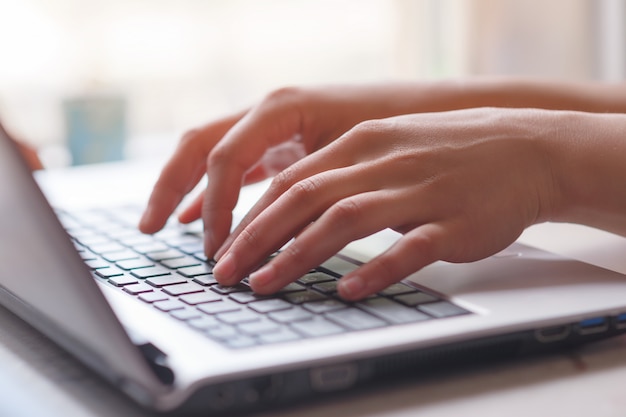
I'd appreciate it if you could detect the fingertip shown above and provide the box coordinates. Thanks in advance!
[138,207,157,234]
[337,275,367,301]
[248,263,277,294]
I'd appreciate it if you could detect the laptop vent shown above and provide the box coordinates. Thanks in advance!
[367,335,525,379]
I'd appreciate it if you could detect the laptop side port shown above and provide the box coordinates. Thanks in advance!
[310,363,358,393]
[614,313,626,329]
[576,317,609,335]
[534,325,571,343]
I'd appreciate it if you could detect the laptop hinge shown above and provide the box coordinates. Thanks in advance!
[135,341,175,385]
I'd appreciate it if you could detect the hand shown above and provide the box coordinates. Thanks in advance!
[139,84,438,250]
[212,107,558,300]
[15,140,43,170]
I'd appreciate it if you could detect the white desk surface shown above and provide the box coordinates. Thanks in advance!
[4,160,626,417]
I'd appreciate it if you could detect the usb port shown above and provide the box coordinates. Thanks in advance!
[535,325,570,343]
[576,317,609,335]
[614,313,626,329]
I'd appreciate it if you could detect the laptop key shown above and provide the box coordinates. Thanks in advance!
[284,290,328,304]
[139,292,170,303]
[311,281,338,294]
[164,234,200,247]
[258,328,301,344]
[108,275,139,287]
[122,282,154,295]
[302,299,347,314]
[207,324,239,341]
[248,299,292,313]
[102,249,140,262]
[418,301,469,318]
[320,256,360,277]
[95,266,125,278]
[188,315,220,330]
[229,291,271,304]
[153,299,186,312]
[275,282,307,293]
[297,271,336,285]
[325,308,386,330]
[357,297,430,324]
[394,291,439,306]
[177,264,214,277]
[211,284,250,295]
[290,317,344,337]
[85,259,110,270]
[217,309,261,325]
[170,307,203,321]
[192,275,219,286]
[268,307,314,323]
[239,318,282,335]
[378,282,419,296]
[226,335,258,349]
[116,258,155,270]
[178,242,204,255]
[88,242,127,254]
[146,249,185,261]
[180,291,221,305]
[198,299,242,315]
[161,257,201,269]
[162,282,205,296]
[145,275,187,287]
[131,266,172,279]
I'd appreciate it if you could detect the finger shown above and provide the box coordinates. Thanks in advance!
[212,166,369,285]
[246,189,421,294]
[337,222,455,300]
[217,168,432,290]
[242,140,307,185]
[16,141,44,170]
[213,126,372,259]
[139,111,246,233]
[201,97,313,255]
[177,192,204,224]
[211,126,406,268]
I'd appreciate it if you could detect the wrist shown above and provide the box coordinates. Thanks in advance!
[545,111,626,235]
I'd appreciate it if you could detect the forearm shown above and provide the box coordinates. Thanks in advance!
[361,77,626,116]
[546,111,626,235]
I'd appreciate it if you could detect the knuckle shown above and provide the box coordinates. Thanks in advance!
[179,128,202,145]
[402,230,440,264]
[338,119,390,149]
[369,255,400,285]
[207,143,231,168]
[327,198,363,225]
[281,241,304,263]
[353,119,389,137]
[178,127,209,156]
[269,167,298,194]
[263,241,306,288]
[239,224,262,249]
[262,86,306,107]
[288,177,323,203]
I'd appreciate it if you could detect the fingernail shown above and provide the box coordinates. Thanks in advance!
[338,275,365,299]
[249,263,276,290]
[213,252,236,283]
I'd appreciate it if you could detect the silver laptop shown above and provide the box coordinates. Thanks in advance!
[3,123,626,415]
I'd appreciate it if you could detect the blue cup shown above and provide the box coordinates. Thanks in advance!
[64,95,127,165]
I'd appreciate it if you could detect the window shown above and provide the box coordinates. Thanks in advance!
[0,0,620,165]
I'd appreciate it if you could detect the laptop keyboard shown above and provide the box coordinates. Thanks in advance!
[57,206,470,349]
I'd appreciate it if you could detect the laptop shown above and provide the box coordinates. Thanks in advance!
[3,122,626,415]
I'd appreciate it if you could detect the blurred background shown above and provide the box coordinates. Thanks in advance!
[0,0,623,167]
